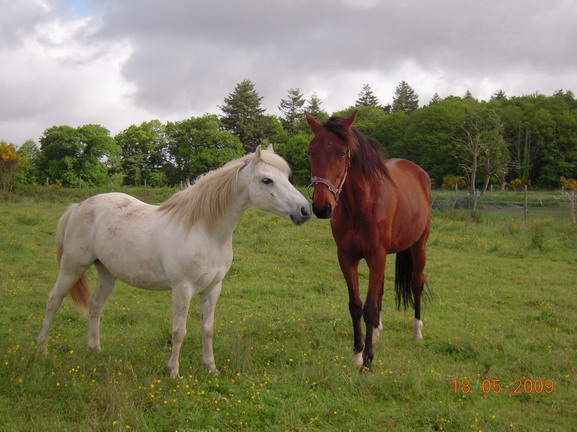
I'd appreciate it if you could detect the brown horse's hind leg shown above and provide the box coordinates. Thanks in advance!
[372,280,384,344]
[337,249,364,367]
[410,233,428,341]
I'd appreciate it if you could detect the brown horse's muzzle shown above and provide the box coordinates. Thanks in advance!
[313,201,333,219]
[308,169,347,220]
[311,185,336,219]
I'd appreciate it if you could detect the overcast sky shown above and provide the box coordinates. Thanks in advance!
[2,0,577,145]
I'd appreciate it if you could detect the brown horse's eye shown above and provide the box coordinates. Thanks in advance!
[339,152,346,158]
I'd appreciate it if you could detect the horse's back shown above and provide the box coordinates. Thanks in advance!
[59,193,159,267]
[383,159,431,250]
[385,159,430,196]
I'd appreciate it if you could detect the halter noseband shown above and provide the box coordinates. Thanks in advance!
[307,150,351,202]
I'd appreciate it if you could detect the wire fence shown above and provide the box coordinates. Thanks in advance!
[431,187,577,223]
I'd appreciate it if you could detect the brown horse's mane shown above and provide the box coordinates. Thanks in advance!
[324,116,390,181]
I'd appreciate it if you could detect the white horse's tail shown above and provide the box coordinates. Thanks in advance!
[56,204,90,314]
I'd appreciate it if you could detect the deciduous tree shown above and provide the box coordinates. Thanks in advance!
[454,107,502,195]
[15,140,40,185]
[115,120,168,186]
[166,115,244,183]
[37,125,120,186]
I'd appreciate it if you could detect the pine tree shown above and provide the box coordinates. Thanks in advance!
[429,93,442,105]
[278,88,306,135]
[392,81,419,114]
[305,92,328,122]
[490,90,507,101]
[220,80,267,152]
[355,83,380,107]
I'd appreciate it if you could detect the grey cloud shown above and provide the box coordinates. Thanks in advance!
[2,0,576,145]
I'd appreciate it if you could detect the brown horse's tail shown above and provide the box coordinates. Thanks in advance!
[56,205,90,314]
[394,249,414,310]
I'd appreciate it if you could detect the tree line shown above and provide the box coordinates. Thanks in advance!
[3,79,577,191]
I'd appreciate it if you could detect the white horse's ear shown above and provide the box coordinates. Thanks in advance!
[248,145,263,168]
[267,144,274,153]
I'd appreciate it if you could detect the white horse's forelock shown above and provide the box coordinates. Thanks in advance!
[158,148,291,233]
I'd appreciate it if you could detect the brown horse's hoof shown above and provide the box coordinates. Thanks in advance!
[360,365,373,374]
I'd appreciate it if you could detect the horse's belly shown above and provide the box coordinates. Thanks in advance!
[161,246,232,294]
[102,258,171,290]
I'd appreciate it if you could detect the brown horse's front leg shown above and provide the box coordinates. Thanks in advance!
[363,253,386,371]
[337,249,364,365]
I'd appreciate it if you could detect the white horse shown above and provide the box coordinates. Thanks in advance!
[37,146,310,377]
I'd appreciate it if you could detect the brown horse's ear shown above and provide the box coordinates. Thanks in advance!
[344,111,358,127]
[305,112,322,133]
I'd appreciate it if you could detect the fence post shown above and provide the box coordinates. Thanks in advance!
[451,183,458,210]
[571,192,577,223]
[524,184,528,222]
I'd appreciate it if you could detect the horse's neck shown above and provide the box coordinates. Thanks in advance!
[341,170,390,214]
[342,171,369,202]
[211,173,252,242]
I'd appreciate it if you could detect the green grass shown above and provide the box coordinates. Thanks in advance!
[1,189,576,431]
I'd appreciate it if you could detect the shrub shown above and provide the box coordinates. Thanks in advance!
[560,176,577,191]
[441,175,466,190]
[508,178,526,191]
[0,142,25,192]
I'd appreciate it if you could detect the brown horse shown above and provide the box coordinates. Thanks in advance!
[306,111,431,371]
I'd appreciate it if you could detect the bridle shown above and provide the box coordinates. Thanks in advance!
[307,150,351,203]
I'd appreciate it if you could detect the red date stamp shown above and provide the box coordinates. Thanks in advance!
[452,378,555,394]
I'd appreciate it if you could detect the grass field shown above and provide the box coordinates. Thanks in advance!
[1,188,576,431]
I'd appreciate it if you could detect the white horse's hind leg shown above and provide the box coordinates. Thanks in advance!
[88,263,116,352]
[199,283,222,374]
[37,268,87,350]
[168,282,194,378]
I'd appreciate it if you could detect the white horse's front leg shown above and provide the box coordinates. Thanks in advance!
[168,282,194,378]
[199,282,222,374]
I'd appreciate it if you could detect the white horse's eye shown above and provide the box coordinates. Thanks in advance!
[262,178,273,185]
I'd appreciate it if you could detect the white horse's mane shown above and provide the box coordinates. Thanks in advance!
[158,149,291,233]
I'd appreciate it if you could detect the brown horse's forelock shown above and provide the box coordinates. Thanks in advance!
[324,116,389,181]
